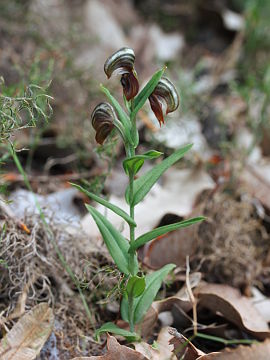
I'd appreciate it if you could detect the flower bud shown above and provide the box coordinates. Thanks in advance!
[149,77,179,126]
[104,47,139,101]
[91,103,115,144]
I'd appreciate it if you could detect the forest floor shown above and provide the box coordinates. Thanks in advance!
[1,0,270,359]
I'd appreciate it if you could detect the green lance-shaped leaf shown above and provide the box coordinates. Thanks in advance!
[86,205,138,275]
[95,322,140,342]
[100,84,133,145]
[130,217,205,251]
[126,275,146,298]
[131,67,165,120]
[126,143,193,206]
[123,150,163,175]
[70,183,136,227]
[121,263,175,324]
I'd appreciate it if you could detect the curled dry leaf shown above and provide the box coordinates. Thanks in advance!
[196,284,270,340]
[0,303,54,360]
[168,327,205,360]
[198,339,270,359]
[72,335,148,360]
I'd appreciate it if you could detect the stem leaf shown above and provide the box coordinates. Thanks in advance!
[126,143,193,205]
[70,183,136,227]
[86,205,138,275]
[95,322,139,342]
[123,150,163,175]
[131,217,205,251]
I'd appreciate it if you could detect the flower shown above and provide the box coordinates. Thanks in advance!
[104,47,139,101]
[91,103,115,144]
[149,77,179,126]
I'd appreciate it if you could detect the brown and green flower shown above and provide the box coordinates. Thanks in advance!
[104,47,139,101]
[149,77,180,126]
[91,102,115,144]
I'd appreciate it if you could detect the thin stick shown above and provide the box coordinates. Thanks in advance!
[186,255,197,336]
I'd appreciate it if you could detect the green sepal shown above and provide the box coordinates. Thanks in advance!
[131,67,165,119]
[123,150,163,175]
[125,143,193,206]
[70,182,136,227]
[85,205,138,275]
[126,275,146,298]
[95,322,140,342]
[130,217,205,251]
[133,264,175,324]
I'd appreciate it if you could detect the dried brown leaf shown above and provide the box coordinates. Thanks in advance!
[0,303,54,360]
[152,272,201,314]
[72,335,148,360]
[168,327,205,359]
[134,326,177,359]
[196,284,270,340]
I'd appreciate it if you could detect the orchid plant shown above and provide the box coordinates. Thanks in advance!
[72,48,204,341]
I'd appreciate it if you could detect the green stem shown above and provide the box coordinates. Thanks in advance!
[128,170,136,275]
[127,98,137,332]
[196,332,257,345]
[128,98,137,276]
[128,293,135,333]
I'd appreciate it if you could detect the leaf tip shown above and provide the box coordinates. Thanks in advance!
[99,83,106,92]
[85,203,93,213]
